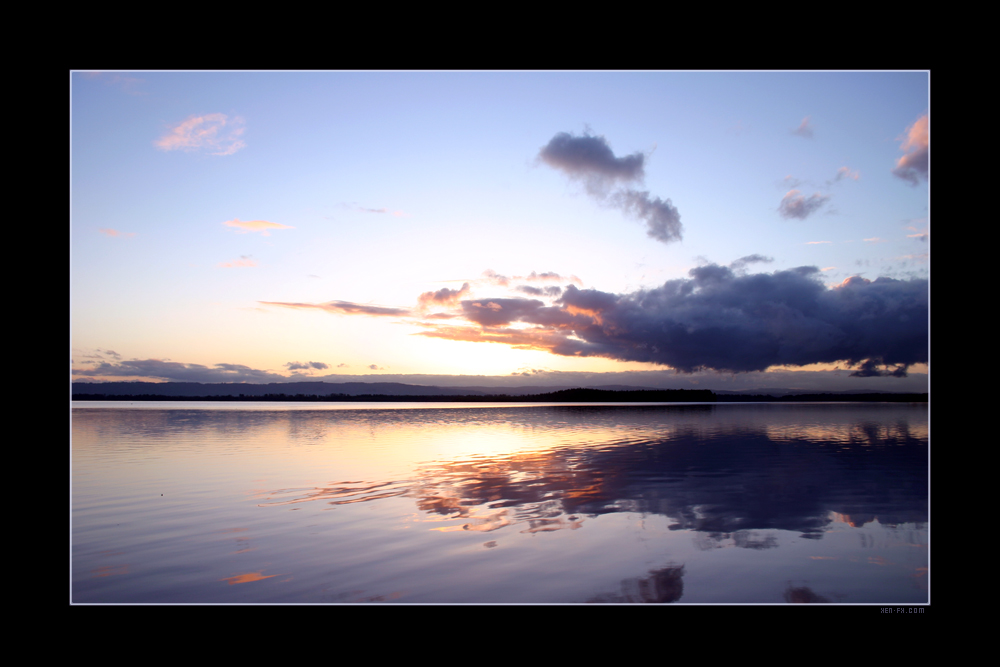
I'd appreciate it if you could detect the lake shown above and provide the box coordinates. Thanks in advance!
[71,401,928,604]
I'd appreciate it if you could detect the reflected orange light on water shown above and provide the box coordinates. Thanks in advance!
[220,571,280,585]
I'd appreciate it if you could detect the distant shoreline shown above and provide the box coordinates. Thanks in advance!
[71,388,927,403]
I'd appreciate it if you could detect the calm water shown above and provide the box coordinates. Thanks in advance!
[71,402,929,604]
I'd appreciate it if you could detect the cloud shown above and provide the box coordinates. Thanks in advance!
[285,361,330,371]
[260,300,411,317]
[792,116,813,139]
[99,228,135,238]
[267,259,925,379]
[412,265,927,376]
[83,71,146,95]
[516,285,563,297]
[832,166,860,182]
[219,255,257,268]
[223,219,294,235]
[778,190,830,220]
[481,269,510,286]
[538,130,645,194]
[849,358,909,378]
[892,115,929,185]
[368,364,385,371]
[539,130,683,244]
[791,117,814,138]
[524,271,582,285]
[154,113,246,155]
[729,254,773,272]
[72,358,290,383]
[358,206,407,217]
[418,282,471,310]
[610,189,683,244]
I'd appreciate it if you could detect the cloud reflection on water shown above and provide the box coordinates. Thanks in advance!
[245,404,927,542]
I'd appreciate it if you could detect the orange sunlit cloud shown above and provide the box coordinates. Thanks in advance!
[260,300,411,317]
[892,114,929,185]
[222,218,294,235]
[417,282,471,310]
[414,323,594,358]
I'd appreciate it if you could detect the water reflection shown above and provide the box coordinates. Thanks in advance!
[73,403,928,603]
[219,403,926,542]
[590,565,686,603]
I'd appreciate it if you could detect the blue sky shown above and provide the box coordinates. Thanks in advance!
[71,71,929,390]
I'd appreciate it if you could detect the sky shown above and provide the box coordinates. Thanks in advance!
[71,71,929,392]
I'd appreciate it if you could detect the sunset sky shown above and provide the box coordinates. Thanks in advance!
[71,71,929,391]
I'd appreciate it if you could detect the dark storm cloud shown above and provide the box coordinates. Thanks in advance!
[539,130,684,244]
[544,267,927,373]
[778,190,830,220]
[849,358,909,377]
[422,266,926,375]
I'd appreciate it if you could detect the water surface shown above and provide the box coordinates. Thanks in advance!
[71,402,928,604]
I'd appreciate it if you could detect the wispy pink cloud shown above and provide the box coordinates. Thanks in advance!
[155,113,246,155]
[222,219,294,235]
[98,228,135,238]
[791,116,814,138]
[260,300,411,317]
[219,256,257,268]
[358,206,408,217]
[833,166,860,182]
[82,71,146,95]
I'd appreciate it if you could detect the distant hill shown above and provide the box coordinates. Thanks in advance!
[71,381,487,397]
[72,381,926,403]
